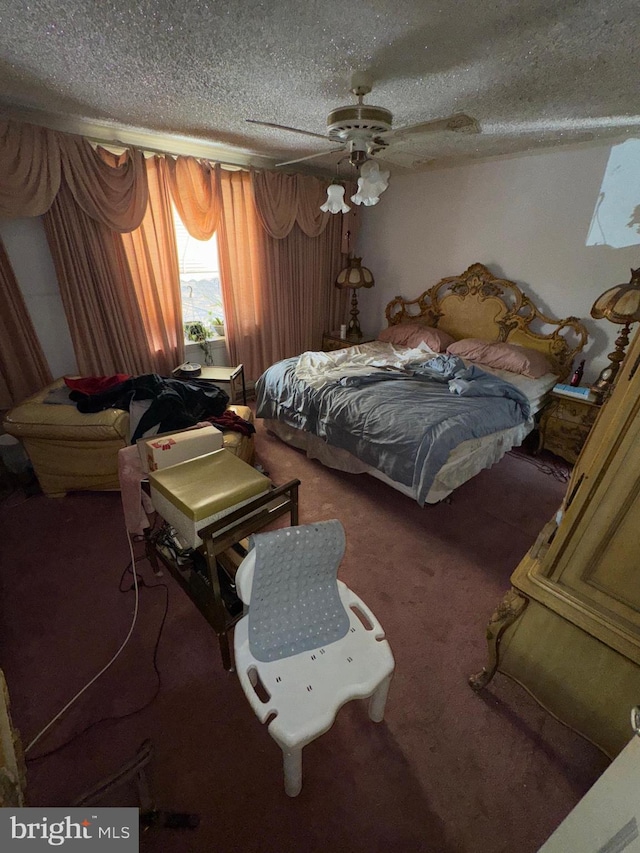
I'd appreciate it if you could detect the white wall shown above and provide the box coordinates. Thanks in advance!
[357,142,640,383]
[0,216,77,378]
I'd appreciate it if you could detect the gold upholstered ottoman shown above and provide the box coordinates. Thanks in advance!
[3,378,255,497]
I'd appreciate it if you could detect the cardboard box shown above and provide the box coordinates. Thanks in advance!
[138,425,223,473]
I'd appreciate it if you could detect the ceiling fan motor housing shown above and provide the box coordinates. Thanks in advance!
[327,104,393,141]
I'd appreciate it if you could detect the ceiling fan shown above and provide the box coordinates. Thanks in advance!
[247,72,480,169]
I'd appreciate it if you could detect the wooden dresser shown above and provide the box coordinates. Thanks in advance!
[471,326,640,758]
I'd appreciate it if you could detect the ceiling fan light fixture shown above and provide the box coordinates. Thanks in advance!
[320,182,350,214]
[350,160,390,207]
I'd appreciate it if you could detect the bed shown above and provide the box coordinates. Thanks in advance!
[256,263,588,504]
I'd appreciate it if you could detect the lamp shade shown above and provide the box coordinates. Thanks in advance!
[591,268,640,324]
[335,257,375,290]
[350,160,390,207]
[320,183,350,215]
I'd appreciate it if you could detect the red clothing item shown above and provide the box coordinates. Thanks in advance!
[207,410,255,436]
[64,374,131,395]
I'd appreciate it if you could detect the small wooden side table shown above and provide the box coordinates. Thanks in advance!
[175,364,246,404]
[537,391,601,464]
[322,331,376,352]
[145,479,300,671]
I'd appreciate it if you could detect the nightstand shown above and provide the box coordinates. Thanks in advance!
[322,331,376,352]
[537,391,601,464]
[174,363,246,404]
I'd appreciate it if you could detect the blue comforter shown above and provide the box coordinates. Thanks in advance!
[256,353,531,505]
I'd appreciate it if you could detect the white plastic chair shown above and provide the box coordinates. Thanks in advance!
[233,521,395,796]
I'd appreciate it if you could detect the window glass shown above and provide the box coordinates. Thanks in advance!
[172,207,224,340]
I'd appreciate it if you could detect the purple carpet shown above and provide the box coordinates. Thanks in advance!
[0,422,608,852]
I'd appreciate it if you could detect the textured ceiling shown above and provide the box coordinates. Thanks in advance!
[0,0,639,175]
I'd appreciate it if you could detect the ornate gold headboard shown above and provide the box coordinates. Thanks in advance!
[384,263,588,380]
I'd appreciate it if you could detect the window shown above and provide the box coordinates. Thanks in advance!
[172,207,225,339]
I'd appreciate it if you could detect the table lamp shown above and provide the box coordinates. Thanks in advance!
[590,267,640,400]
[335,256,375,339]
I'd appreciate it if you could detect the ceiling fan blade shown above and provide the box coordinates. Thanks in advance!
[276,147,344,167]
[480,115,640,135]
[388,113,480,138]
[246,119,328,141]
[374,150,434,171]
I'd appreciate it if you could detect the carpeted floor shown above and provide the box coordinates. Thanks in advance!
[0,422,609,853]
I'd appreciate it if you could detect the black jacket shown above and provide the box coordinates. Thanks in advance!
[69,374,230,443]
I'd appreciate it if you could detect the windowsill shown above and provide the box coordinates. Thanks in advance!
[184,338,228,367]
[184,337,226,347]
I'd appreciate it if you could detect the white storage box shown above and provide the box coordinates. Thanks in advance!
[138,425,223,473]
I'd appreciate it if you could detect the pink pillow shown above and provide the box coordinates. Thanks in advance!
[378,322,455,352]
[446,338,553,378]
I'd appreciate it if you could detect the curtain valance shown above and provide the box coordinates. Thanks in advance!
[165,156,222,240]
[251,170,332,239]
[61,140,148,233]
[0,121,61,218]
[170,162,333,242]
[0,120,148,232]
[0,119,346,241]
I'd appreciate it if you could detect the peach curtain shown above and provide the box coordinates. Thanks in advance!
[0,236,53,409]
[43,161,183,377]
[167,161,349,380]
[250,168,350,365]
[296,176,335,238]
[166,160,269,378]
[0,120,148,230]
[165,157,222,240]
[0,119,183,376]
[259,218,347,360]
[251,170,331,238]
[0,121,61,218]
[216,169,269,380]
[60,140,148,232]
[251,171,300,238]
[1,118,351,383]
[43,180,153,376]
[119,157,184,375]
[218,170,347,379]
[1,120,174,377]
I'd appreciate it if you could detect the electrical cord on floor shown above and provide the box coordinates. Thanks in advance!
[507,446,571,483]
[25,531,169,762]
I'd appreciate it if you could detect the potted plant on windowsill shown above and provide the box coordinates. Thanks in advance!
[209,314,225,338]
[184,320,215,366]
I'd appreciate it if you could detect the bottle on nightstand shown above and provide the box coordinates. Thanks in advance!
[569,359,585,387]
